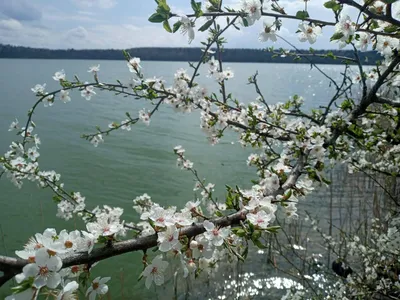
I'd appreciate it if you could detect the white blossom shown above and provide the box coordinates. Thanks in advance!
[203,220,230,246]
[297,23,322,44]
[247,210,273,229]
[60,90,71,103]
[52,70,66,81]
[128,57,141,72]
[90,134,103,147]
[142,255,169,289]
[376,36,399,57]
[157,225,180,252]
[335,14,355,38]
[139,109,151,126]
[86,215,124,237]
[8,119,19,131]
[190,235,214,259]
[259,19,277,42]
[120,119,131,131]
[355,32,370,51]
[179,15,195,43]
[242,0,262,25]
[57,281,79,300]
[81,85,96,100]
[86,277,110,300]
[22,248,62,289]
[31,84,46,94]
[88,64,100,73]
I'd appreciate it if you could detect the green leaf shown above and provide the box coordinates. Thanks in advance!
[235,229,246,237]
[324,0,341,11]
[198,19,214,32]
[326,51,336,59]
[321,176,332,185]
[157,0,170,13]
[251,230,262,241]
[52,195,62,203]
[295,10,309,20]
[242,17,249,27]
[384,25,398,33]
[242,245,249,259]
[324,0,336,8]
[266,226,281,234]
[209,0,220,8]
[173,21,182,33]
[215,210,223,217]
[191,0,202,13]
[163,20,172,33]
[148,13,166,23]
[330,31,344,41]
[253,239,267,249]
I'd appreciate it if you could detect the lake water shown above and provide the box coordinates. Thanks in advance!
[0,59,360,299]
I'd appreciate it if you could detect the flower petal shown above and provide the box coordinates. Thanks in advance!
[47,255,62,272]
[145,274,153,289]
[46,272,61,289]
[64,281,79,293]
[34,248,49,266]
[23,264,39,277]
[203,220,214,231]
[99,277,111,285]
[98,284,108,295]
[86,286,93,297]
[153,273,164,286]
[89,291,97,300]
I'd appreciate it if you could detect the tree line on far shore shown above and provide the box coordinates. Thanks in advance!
[0,44,381,65]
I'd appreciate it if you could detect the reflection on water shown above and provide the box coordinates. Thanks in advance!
[214,274,303,300]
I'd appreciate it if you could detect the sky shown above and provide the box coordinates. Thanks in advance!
[0,0,353,50]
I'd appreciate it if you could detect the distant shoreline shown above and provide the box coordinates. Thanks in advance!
[0,44,380,65]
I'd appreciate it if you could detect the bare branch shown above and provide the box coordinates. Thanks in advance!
[170,12,335,26]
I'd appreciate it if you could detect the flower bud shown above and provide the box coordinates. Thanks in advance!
[187,259,196,272]
[190,240,198,249]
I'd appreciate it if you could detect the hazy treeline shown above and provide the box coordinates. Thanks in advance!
[0,44,380,65]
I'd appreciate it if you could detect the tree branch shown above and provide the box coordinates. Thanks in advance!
[375,96,400,108]
[170,12,335,26]
[0,211,247,287]
[337,0,400,27]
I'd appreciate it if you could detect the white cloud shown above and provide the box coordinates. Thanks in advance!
[0,0,42,21]
[0,20,52,48]
[0,18,23,31]
[42,7,98,23]
[0,19,193,49]
[71,0,117,9]
[0,1,355,50]
[66,26,89,40]
[78,11,97,16]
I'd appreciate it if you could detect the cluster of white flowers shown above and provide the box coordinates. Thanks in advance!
[7,227,108,300]
[56,192,86,220]
[207,56,235,82]
[173,145,194,170]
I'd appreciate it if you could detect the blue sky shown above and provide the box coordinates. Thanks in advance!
[0,0,348,50]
